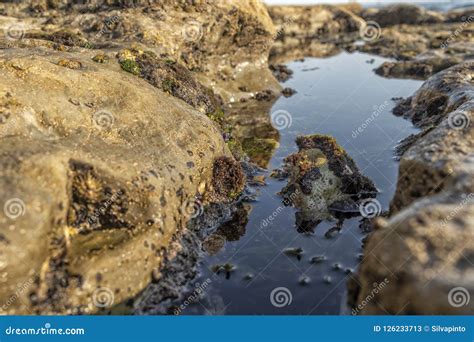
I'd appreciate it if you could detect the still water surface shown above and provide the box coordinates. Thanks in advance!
[186,52,423,315]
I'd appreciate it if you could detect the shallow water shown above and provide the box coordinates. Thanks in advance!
[184,52,423,315]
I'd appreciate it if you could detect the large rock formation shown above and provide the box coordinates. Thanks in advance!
[0,0,274,314]
[352,62,474,314]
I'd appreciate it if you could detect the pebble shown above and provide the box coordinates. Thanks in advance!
[299,275,311,286]
[310,255,326,264]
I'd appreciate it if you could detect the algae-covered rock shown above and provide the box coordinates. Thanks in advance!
[0,0,277,314]
[280,135,377,227]
[0,0,280,103]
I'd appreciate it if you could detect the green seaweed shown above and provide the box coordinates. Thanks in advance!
[120,59,141,75]
[162,78,176,93]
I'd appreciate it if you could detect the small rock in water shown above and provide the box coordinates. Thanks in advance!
[345,268,354,275]
[269,168,288,180]
[324,226,341,239]
[282,87,297,98]
[323,275,332,284]
[310,255,326,264]
[357,253,364,261]
[250,175,266,186]
[299,275,311,286]
[243,273,254,281]
[212,263,236,279]
[284,247,304,260]
[332,263,342,271]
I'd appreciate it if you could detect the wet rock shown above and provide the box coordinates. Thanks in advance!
[212,263,236,280]
[206,156,246,203]
[310,255,327,264]
[280,134,377,225]
[282,87,297,98]
[284,247,304,261]
[299,275,311,286]
[354,62,474,315]
[243,273,254,281]
[267,5,364,63]
[362,4,444,27]
[269,64,294,82]
[375,56,462,80]
[390,62,474,212]
[325,226,342,239]
[323,275,332,284]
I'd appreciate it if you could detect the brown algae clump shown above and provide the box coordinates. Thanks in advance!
[208,156,245,202]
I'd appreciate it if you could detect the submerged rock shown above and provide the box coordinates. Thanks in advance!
[280,135,377,228]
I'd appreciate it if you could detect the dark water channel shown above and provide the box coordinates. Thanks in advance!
[183,52,423,315]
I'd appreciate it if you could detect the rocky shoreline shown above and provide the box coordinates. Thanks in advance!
[0,1,472,315]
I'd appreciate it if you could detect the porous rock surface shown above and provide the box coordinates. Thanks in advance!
[280,135,377,229]
[0,0,274,314]
[352,62,474,314]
